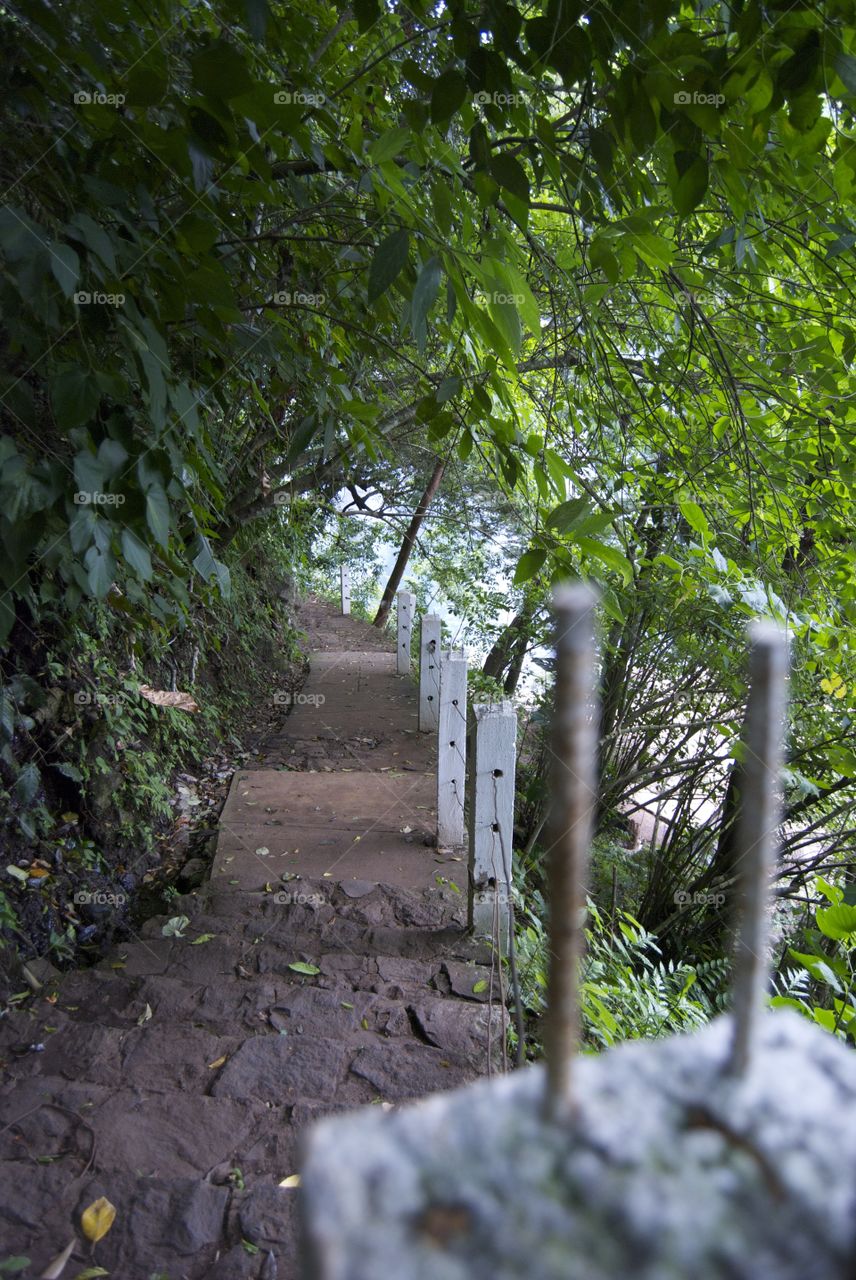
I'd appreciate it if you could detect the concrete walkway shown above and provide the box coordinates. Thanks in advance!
[0,596,500,1278]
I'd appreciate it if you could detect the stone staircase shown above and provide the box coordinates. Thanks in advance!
[0,598,501,1278]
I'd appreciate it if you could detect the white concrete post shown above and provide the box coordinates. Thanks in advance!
[468,701,517,949]
[396,591,415,675]
[419,615,442,733]
[340,565,351,615]
[437,653,467,847]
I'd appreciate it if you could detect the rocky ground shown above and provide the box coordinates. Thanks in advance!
[0,598,503,1278]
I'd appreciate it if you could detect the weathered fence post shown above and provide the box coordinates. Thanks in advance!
[545,584,599,1122]
[437,651,467,847]
[340,565,351,615]
[396,590,415,675]
[418,615,441,733]
[726,620,788,1078]
[468,701,517,950]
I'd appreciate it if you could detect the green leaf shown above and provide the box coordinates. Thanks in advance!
[0,1259,31,1275]
[13,762,40,805]
[193,534,218,582]
[834,53,856,96]
[679,499,710,538]
[430,70,468,124]
[368,229,409,302]
[288,961,321,975]
[84,544,115,599]
[672,153,709,216]
[513,548,547,584]
[576,536,633,585]
[51,369,100,429]
[121,528,153,581]
[816,902,856,941]
[410,255,442,352]
[145,484,170,548]
[50,243,80,298]
[191,41,253,99]
[546,496,590,534]
[472,979,488,993]
[369,127,411,164]
[190,933,215,945]
[489,153,530,204]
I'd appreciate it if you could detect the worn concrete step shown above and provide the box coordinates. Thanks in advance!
[216,768,461,890]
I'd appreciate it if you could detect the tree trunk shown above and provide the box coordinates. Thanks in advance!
[372,457,447,628]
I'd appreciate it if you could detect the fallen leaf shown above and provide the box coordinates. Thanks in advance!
[72,1268,110,1279]
[279,1174,300,1188]
[0,1260,31,1276]
[39,1240,75,1279]
[190,933,215,945]
[360,1017,369,1030]
[472,980,488,994]
[138,685,199,713]
[5,865,28,883]
[81,1196,116,1243]
[161,915,189,937]
[288,961,320,976]
[137,1003,153,1026]
[340,1001,354,1010]
[255,847,270,856]
[208,1055,228,1070]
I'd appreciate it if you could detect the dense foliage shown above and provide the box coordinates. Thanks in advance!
[3,0,856,1041]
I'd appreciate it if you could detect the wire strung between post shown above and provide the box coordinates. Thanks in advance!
[544,584,599,1123]
[726,620,788,1078]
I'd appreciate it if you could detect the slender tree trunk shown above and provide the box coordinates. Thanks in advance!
[373,457,447,628]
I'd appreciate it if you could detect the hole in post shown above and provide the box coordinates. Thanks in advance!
[493,768,503,777]
[491,823,500,832]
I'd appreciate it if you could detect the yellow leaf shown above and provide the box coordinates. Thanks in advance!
[279,1174,300,1188]
[137,1003,153,1026]
[81,1196,116,1243]
[208,1054,227,1069]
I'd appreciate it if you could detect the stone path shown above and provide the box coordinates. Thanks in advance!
[0,598,501,1278]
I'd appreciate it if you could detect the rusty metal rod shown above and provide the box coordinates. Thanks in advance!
[544,584,599,1121]
[727,620,788,1078]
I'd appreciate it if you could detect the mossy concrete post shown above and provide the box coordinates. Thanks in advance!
[437,652,467,847]
[418,615,441,733]
[340,566,351,615]
[468,701,517,951]
[396,591,415,675]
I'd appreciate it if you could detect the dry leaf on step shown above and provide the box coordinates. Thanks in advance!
[279,1174,300,1188]
[80,1196,116,1243]
[39,1238,75,1278]
[138,685,200,713]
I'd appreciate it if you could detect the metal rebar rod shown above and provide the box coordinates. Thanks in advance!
[727,620,788,1078]
[544,583,599,1121]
